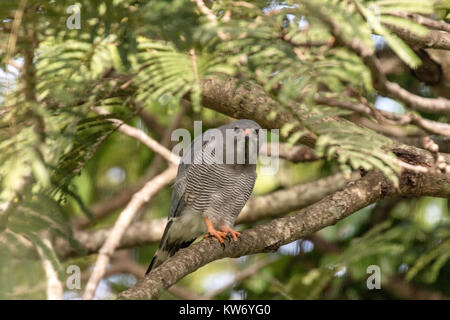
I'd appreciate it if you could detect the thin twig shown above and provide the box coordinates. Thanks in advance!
[396,159,428,173]
[36,236,63,300]
[75,105,187,229]
[92,107,180,165]
[192,0,217,25]
[82,166,178,299]
[386,12,450,33]
[5,0,27,79]
[315,95,450,138]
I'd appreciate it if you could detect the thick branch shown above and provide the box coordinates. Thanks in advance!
[384,22,450,51]
[237,171,360,223]
[200,77,450,171]
[118,171,391,299]
[200,78,317,147]
[119,162,450,299]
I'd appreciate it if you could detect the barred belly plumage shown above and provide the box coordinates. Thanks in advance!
[146,119,261,274]
[186,162,256,226]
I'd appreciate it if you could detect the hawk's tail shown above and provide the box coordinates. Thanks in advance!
[145,220,195,275]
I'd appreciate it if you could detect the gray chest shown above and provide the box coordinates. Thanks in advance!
[184,164,256,223]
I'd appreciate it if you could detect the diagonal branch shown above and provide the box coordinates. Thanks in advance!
[36,236,63,300]
[384,20,450,50]
[192,0,217,25]
[92,107,180,165]
[385,13,450,33]
[118,170,391,299]
[73,109,183,290]
[118,156,450,300]
[315,95,450,138]
[82,166,177,300]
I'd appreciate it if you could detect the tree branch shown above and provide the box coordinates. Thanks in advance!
[82,166,177,300]
[262,143,320,162]
[236,171,361,223]
[93,107,180,165]
[315,95,450,138]
[118,171,393,299]
[192,0,217,25]
[386,13,450,33]
[384,21,450,50]
[118,158,450,299]
[36,236,63,300]
[199,76,450,174]
[200,78,317,146]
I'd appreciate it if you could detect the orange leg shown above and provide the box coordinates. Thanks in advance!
[204,218,227,244]
[220,225,241,242]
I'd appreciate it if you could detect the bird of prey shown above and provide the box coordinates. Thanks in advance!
[146,119,262,274]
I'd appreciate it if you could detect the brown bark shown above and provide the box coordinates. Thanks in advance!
[118,171,391,299]
[385,22,450,51]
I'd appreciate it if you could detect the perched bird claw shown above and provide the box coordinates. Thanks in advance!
[204,217,228,244]
[220,225,241,242]
[204,229,228,244]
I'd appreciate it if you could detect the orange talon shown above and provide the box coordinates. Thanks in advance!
[204,218,227,244]
[220,225,241,242]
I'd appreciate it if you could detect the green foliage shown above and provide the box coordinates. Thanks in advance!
[0,0,448,299]
[134,39,234,110]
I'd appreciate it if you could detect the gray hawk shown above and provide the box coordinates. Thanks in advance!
[146,119,262,274]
